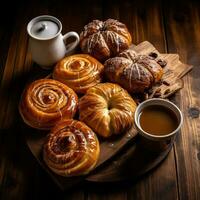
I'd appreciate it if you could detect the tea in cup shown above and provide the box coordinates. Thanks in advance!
[134,98,183,152]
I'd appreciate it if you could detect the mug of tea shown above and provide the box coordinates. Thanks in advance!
[134,98,183,152]
[27,15,80,69]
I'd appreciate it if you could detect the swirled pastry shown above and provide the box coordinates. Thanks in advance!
[79,83,137,138]
[53,54,104,94]
[19,79,78,130]
[80,19,132,61]
[104,49,163,93]
[43,119,100,176]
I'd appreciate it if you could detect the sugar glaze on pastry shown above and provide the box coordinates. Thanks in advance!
[53,54,104,94]
[43,119,100,176]
[104,49,163,93]
[79,83,137,138]
[80,19,132,61]
[19,79,78,130]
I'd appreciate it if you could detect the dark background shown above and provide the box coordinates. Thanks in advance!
[0,0,200,199]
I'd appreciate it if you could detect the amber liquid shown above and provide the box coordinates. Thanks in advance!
[139,105,179,135]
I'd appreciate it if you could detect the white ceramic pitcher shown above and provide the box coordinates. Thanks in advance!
[27,15,80,69]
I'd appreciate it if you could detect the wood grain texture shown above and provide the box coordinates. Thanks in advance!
[0,1,86,200]
[163,1,200,199]
[0,0,199,199]
[25,125,137,189]
[25,40,191,188]
[0,3,33,199]
[0,3,29,129]
[133,41,192,99]
[120,1,179,199]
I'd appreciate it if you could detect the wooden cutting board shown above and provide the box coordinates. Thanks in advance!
[132,41,193,99]
[25,125,138,190]
[25,41,193,190]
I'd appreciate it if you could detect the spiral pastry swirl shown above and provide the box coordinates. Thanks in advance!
[43,119,100,176]
[19,79,78,130]
[53,54,104,94]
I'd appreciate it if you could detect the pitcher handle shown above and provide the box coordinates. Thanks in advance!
[63,31,80,54]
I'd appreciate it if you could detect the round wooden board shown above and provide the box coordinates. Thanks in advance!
[23,40,192,190]
[86,137,172,182]
[25,125,172,190]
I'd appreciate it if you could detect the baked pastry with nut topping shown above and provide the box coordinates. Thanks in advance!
[104,49,163,93]
[80,19,132,61]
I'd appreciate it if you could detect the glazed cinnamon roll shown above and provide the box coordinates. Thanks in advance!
[53,54,104,94]
[43,119,100,176]
[19,79,78,130]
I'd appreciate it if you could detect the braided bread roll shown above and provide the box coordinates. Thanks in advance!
[19,79,78,130]
[104,49,163,93]
[53,54,104,94]
[80,19,132,61]
[79,83,137,138]
[43,119,100,176]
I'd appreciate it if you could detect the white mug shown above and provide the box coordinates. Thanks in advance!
[27,15,80,69]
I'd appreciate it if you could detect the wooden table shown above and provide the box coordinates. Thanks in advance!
[0,0,199,199]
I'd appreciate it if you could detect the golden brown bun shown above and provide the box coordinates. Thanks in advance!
[43,119,100,176]
[104,49,163,93]
[79,83,137,138]
[53,54,104,94]
[80,19,132,62]
[19,79,78,130]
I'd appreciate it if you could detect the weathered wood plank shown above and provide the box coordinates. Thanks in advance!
[0,1,68,200]
[0,20,14,85]
[48,1,101,199]
[87,187,127,200]
[1,0,199,199]
[121,1,179,199]
[82,0,127,199]
[163,1,200,199]
[0,5,29,129]
[0,2,38,199]
[127,151,177,200]
[0,129,38,200]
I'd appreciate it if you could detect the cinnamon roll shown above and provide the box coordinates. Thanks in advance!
[19,79,78,130]
[79,83,137,138]
[53,54,104,94]
[43,119,100,176]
